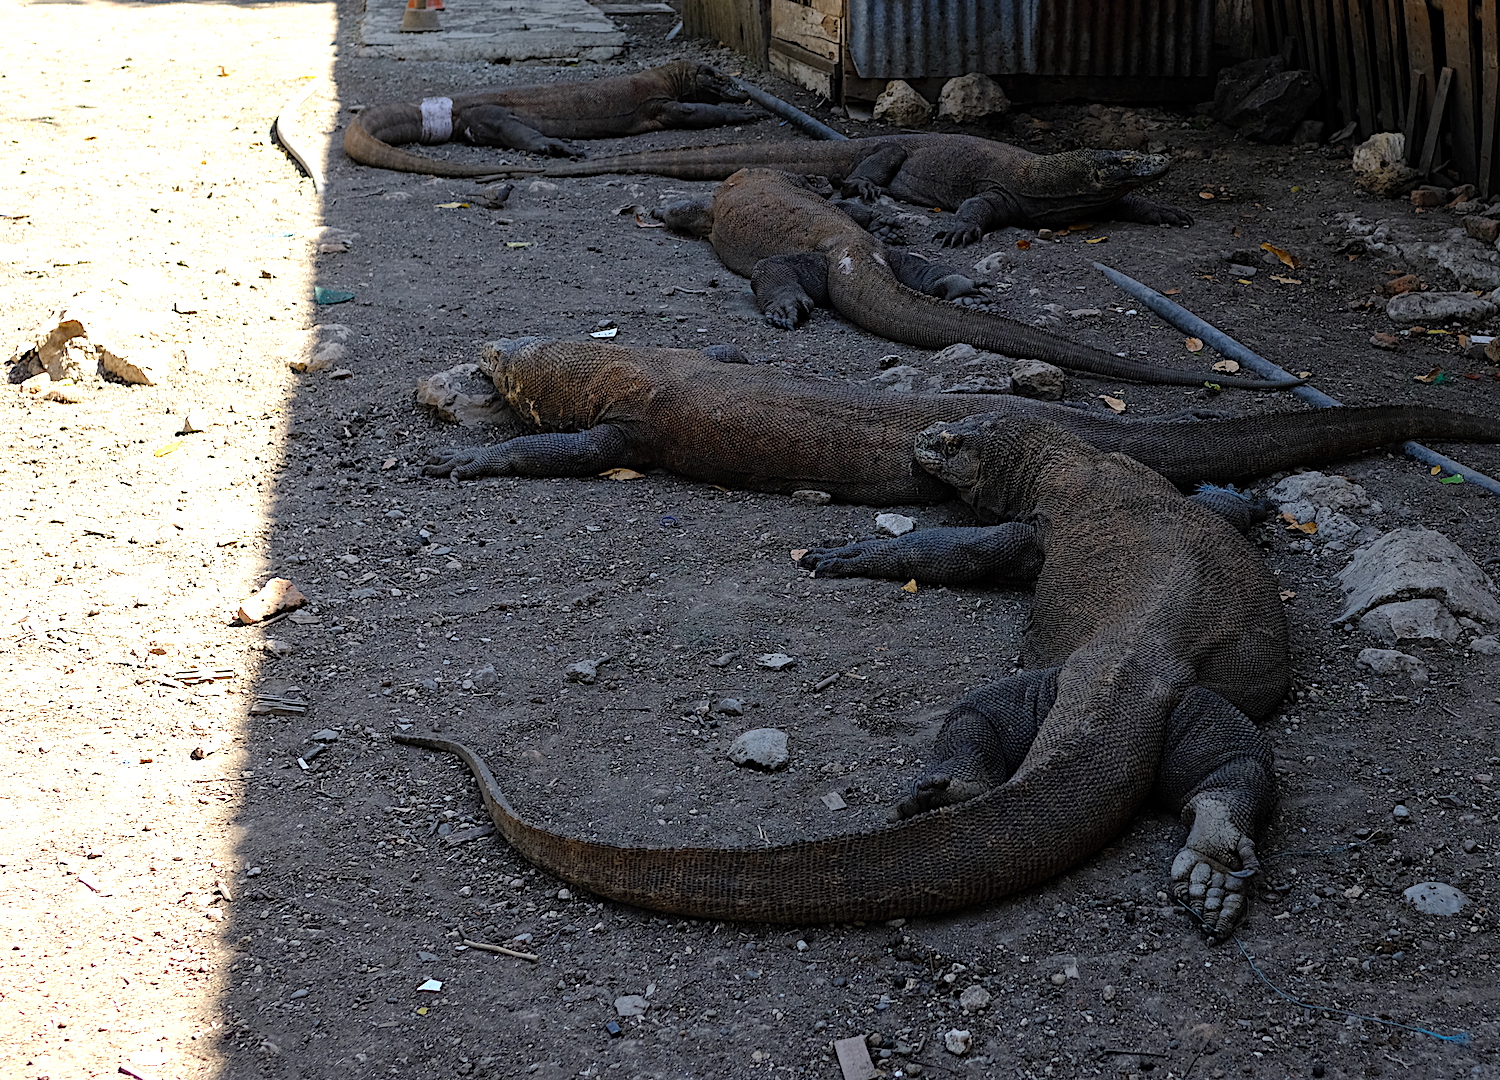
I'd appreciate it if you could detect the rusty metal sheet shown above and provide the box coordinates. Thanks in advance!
[845,0,1215,79]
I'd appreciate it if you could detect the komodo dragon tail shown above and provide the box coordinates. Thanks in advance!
[521,143,840,180]
[1114,405,1500,486]
[824,245,1302,390]
[344,106,522,179]
[394,733,1138,923]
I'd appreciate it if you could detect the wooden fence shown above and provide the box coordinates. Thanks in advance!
[1257,0,1500,192]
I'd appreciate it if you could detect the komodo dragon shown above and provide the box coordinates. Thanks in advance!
[398,415,1284,938]
[648,169,1288,389]
[422,338,1500,503]
[343,62,762,178]
[503,133,1192,245]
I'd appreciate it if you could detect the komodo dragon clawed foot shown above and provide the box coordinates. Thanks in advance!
[1170,798,1260,942]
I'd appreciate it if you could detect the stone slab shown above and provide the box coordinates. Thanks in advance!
[358,0,625,63]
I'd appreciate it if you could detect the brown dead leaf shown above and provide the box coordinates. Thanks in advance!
[1382,273,1422,296]
[1099,395,1126,414]
[1278,511,1317,535]
[1296,371,1313,379]
[1163,288,1181,295]
[1279,590,1297,601]
[1414,367,1443,383]
[1271,274,1303,285]
[382,457,397,470]
[599,468,645,480]
[789,548,808,563]
[1430,465,1443,475]
[633,213,665,229]
[1212,359,1241,373]
[1015,239,1031,250]
[1199,191,1216,200]
[1231,226,1243,238]
[1185,337,1204,352]
[1260,241,1301,269]
[902,580,918,593]
[1084,236,1108,244]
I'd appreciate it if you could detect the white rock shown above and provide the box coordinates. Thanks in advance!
[613,994,649,1017]
[930,343,979,365]
[959,985,992,1012]
[873,80,933,126]
[937,73,1010,122]
[263,638,293,657]
[1266,471,1373,516]
[1471,635,1500,655]
[1338,528,1500,624]
[1357,598,1460,644]
[876,513,915,537]
[755,652,796,670]
[1352,132,1419,197]
[971,252,1012,279]
[1385,290,1497,325]
[729,728,789,771]
[1010,358,1066,401]
[1356,647,1429,685]
[943,1029,972,1055]
[565,656,608,684]
[414,364,511,426]
[285,324,351,374]
[1403,881,1469,916]
[873,364,925,393]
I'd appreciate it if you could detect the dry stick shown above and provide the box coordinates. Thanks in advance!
[462,938,539,962]
[1094,262,1500,497]
[274,77,325,193]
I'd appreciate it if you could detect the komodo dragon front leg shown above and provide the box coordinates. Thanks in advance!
[935,188,1193,247]
[454,104,577,158]
[424,425,638,481]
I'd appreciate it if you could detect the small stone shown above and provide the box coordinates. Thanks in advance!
[873,80,933,126]
[527,180,559,195]
[791,490,832,506]
[284,324,351,373]
[1370,332,1400,349]
[1102,984,1116,1002]
[238,578,307,624]
[1386,290,1496,324]
[708,652,737,668]
[821,791,847,811]
[936,73,1009,123]
[958,985,991,1012]
[1357,647,1429,686]
[180,410,211,434]
[470,663,499,688]
[930,343,979,365]
[417,677,440,692]
[756,652,796,670]
[1410,186,1449,207]
[1049,972,1067,986]
[943,1029,972,1056]
[716,697,744,716]
[613,994,649,1017]
[875,513,915,537]
[566,656,608,684]
[1338,528,1500,624]
[873,364,925,393]
[1009,358,1066,400]
[1403,881,1469,916]
[1228,263,1259,277]
[834,1034,878,1080]
[1471,635,1500,655]
[1462,838,1479,853]
[1392,804,1410,820]
[729,728,789,771]
[309,729,340,743]
[1465,216,1500,244]
[557,888,571,901]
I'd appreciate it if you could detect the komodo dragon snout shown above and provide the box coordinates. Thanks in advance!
[684,64,752,104]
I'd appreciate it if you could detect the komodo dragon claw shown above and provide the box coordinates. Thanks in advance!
[1171,799,1259,941]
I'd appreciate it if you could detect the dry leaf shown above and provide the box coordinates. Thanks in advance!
[789,548,808,562]
[1271,274,1303,285]
[599,468,644,480]
[1280,590,1297,601]
[382,457,397,470]
[1015,239,1031,250]
[1099,395,1126,414]
[153,441,182,457]
[1260,241,1301,269]
[1414,367,1443,383]
[1430,465,1443,475]
[1296,370,1313,379]
[1085,236,1108,244]
[434,202,470,209]
[1279,511,1317,534]
[505,241,532,249]
[1067,223,1093,232]
[1163,288,1181,295]
[1199,191,1216,200]
[633,213,666,229]
[902,580,918,593]
[1212,359,1241,373]
[1185,337,1204,352]
[1231,226,1243,238]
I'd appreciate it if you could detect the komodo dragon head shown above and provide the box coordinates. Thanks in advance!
[1016,148,1172,203]
[670,62,752,105]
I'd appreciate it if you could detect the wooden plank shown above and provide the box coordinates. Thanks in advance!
[1368,0,1400,130]
[1403,0,1434,78]
[1329,0,1362,133]
[769,41,835,98]
[1443,0,1478,181]
[1345,0,1378,136]
[681,0,770,67]
[1419,64,1454,174]
[770,0,839,63]
[1480,0,1499,194]
[1386,0,1408,121]
[1252,0,1275,55]
[1403,68,1425,162]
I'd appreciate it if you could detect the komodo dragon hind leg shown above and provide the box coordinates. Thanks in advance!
[423,423,637,481]
[454,104,577,158]
[893,668,1060,821]
[799,523,1042,586]
[652,101,765,128]
[750,253,831,329]
[885,250,984,304]
[651,198,714,236]
[1188,484,1274,533]
[1154,686,1276,942]
[829,198,908,245]
[840,142,909,200]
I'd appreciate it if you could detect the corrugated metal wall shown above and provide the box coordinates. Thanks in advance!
[845,0,1217,79]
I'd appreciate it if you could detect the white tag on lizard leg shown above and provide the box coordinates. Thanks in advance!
[419,96,454,144]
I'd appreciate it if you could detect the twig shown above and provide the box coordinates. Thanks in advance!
[1101,1048,1170,1058]
[462,938,538,962]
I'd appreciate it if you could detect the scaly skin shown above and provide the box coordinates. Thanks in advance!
[421,339,1500,504]
[500,134,1193,244]
[669,169,1293,389]
[343,62,762,178]
[398,417,1282,939]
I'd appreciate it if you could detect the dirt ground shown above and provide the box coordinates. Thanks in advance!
[2,2,1499,1078]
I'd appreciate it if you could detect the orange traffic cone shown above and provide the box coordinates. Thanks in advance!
[401,0,441,33]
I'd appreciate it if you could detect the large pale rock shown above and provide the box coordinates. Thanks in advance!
[873,81,932,126]
[937,73,1009,122]
[1341,214,1500,291]
[1404,881,1469,916]
[1267,471,1373,520]
[9,299,170,385]
[1356,647,1429,685]
[415,364,512,426]
[1213,56,1320,142]
[1385,290,1496,325]
[729,728,789,771]
[1357,599,1461,644]
[1338,528,1500,624]
[1353,132,1420,197]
